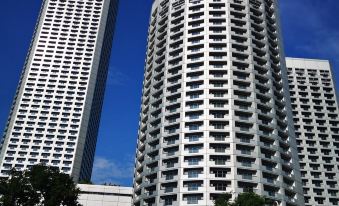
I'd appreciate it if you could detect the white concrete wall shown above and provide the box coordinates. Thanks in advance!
[78,184,133,206]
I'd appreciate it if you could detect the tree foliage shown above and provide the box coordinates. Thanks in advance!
[0,165,81,206]
[233,192,266,206]
[214,193,232,206]
[214,192,269,206]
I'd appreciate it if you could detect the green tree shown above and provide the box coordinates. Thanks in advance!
[0,170,39,205]
[233,192,266,206]
[0,165,81,206]
[214,193,233,206]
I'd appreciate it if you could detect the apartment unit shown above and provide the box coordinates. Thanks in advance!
[78,184,133,206]
[133,0,304,205]
[0,0,118,182]
[286,58,339,206]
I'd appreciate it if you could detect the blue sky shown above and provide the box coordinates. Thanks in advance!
[0,0,338,186]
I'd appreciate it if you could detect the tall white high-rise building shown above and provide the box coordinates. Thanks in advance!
[286,58,339,206]
[0,0,118,182]
[133,0,304,205]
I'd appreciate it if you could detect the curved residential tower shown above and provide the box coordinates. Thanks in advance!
[133,0,304,205]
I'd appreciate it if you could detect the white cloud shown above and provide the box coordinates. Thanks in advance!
[92,156,134,185]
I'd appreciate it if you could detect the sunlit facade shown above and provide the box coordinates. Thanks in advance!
[286,58,339,206]
[133,0,304,205]
[0,0,118,182]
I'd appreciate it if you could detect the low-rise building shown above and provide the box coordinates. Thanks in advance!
[78,184,133,206]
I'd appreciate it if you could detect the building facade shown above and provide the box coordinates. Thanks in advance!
[133,0,304,205]
[286,58,339,206]
[0,0,118,182]
[78,184,133,206]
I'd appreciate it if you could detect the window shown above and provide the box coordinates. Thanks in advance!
[240,149,251,155]
[167,138,176,145]
[164,198,173,205]
[169,108,177,113]
[188,170,199,178]
[169,118,177,123]
[213,65,223,68]
[188,135,200,142]
[167,162,175,168]
[213,103,224,108]
[188,146,200,153]
[214,170,227,177]
[213,113,224,118]
[190,94,199,99]
[190,84,200,89]
[215,183,227,191]
[189,114,199,120]
[214,146,225,152]
[168,128,176,134]
[241,161,252,167]
[189,125,199,130]
[214,92,224,97]
[213,73,224,77]
[213,123,225,129]
[242,173,252,180]
[187,182,199,191]
[213,134,226,141]
[214,157,226,165]
[166,174,173,180]
[165,186,174,193]
[190,103,199,109]
[187,195,199,204]
[267,191,275,197]
[188,158,200,165]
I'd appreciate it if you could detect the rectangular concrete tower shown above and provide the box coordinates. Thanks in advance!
[286,57,339,206]
[0,0,118,182]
